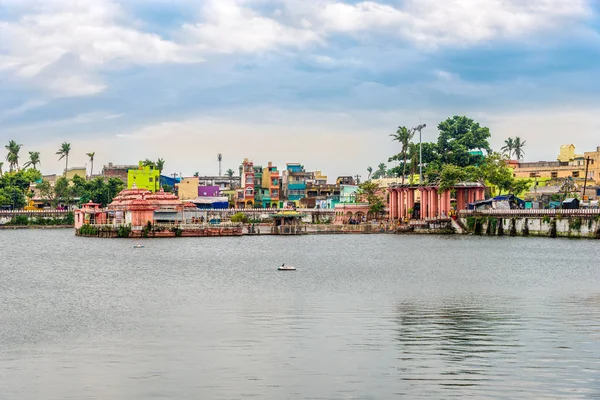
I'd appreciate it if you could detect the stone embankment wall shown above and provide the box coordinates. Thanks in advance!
[458,213,600,239]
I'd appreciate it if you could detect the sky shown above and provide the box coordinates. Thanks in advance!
[1,0,600,179]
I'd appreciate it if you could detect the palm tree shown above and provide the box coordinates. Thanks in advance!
[513,137,526,161]
[501,137,515,159]
[142,159,154,167]
[5,140,22,172]
[156,158,165,175]
[193,171,199,177]
[0,161,4,177]
[86,152,95,178]
[217,153,222,176]
[56,142,71,176]
[390,126,414,184]
[23,151,41,170]
[375,163,387,179]
[367,166,373,180]
[226,168,235,188]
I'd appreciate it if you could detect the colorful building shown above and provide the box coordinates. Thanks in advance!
[236,158,255,208]
[102,162,138,183]
[127,162,160,192]
[178,177,200,200]
[282,163,308,205]
[261,162,280,208]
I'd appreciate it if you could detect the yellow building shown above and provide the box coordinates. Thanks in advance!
[584,146,600,184]
[178,177,199,201]
[65,167,87,180]
[127,162,160,192]
[512,144,587,181]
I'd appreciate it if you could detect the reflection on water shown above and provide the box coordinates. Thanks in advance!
[1,230,600,399]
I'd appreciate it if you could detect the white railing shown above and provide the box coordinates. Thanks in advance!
[0,209,70,214]
[459,209,600,216]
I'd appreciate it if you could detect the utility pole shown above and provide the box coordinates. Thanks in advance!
[413,123,426,184]
[583,156,591,202]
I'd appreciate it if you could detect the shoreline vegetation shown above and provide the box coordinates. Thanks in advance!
[0,212,74,228]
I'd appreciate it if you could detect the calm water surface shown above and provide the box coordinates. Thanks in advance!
[1,230,600,399]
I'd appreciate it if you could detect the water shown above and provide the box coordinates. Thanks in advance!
[1,230,600,399]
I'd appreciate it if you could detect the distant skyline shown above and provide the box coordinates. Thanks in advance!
[1,0,600,179]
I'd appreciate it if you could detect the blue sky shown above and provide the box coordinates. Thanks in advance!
[1,0,600,178]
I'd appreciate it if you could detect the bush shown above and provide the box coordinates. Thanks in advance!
[231,212,249,223]
[117,225,132,238]
[9,215,30,225]
[78,224,98,236]
[569,217,582,231]
[170,226,182,237]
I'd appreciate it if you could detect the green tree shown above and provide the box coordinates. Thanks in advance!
[56,142,71,175]
[5,140,22,172]
[86,152,95,178]
[513,137,526,161]
[0,161,3,177]
[358,181,385,218]
[156,158,165,175]
[501,137,514,159]
[366,166,373,180]
[437,116,491,167]
[0,187,26,209]
[142,159,156,168]
[226,168,235,188]
[390,126,414,184]
[373,163,387,179]
[23,151,41,170]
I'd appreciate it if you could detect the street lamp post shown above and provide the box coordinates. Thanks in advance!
[413,124,426,183]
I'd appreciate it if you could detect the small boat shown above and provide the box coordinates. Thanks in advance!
[278,264,296,271]
[133,243,144,249]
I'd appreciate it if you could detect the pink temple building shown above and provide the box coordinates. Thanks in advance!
[388,182,486,221]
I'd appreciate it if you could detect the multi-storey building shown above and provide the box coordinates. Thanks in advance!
[282,163,309,205]
[102,162,138,183]
[253,165,264,206]
[127,162,161,192]
[261,162,280,208]
[236,158,255,208]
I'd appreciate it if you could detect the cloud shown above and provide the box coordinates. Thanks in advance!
[181,0,321,54]
[0,0,201,97]
[291,0,592,47]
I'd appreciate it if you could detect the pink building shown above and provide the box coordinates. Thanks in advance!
[388,183,486,221]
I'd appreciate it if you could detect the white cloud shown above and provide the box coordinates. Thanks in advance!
[0,0,201,97]
[181,0,321,53]
[291,0,591,47]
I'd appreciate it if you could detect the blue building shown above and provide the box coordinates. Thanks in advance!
[282,163,309,204]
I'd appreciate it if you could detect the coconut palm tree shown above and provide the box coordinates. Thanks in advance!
[375,163,387,179]
[217,153,223,176]
[156,158,165,175]
[226,168,235,188]
[86,152,95,178]
[367,166,373,180]
[513,137,526,161]
[390,126,414,184]
[5,140,22,172]
[0,161,4,177]
[56,142,71,176]
[193,171,199,177]
[23,151,41,170]
[501,137,515,159]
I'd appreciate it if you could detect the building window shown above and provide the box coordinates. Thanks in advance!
[572,171,580,178]
[529,172,537,178]
[149,178,153,182]
[551,171,558,178]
